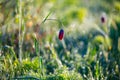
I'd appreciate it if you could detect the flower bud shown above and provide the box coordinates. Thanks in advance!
[58,29,64,40]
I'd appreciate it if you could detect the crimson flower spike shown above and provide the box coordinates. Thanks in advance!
[101,16,105,23]
[58,29,64,40]
[101,12,107,24]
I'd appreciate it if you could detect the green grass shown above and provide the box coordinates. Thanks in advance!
[0,0,120,80]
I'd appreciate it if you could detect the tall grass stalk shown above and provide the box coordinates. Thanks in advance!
[33,37,45,78]
[18,0,22,62]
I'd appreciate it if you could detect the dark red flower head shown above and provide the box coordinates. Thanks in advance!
[101,12,107,23]
[58,29,64,40]
[101,16,105,23]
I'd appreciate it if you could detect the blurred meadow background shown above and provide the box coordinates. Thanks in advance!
[0,0,120,80]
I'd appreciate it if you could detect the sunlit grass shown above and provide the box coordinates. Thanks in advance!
[0,0,120,80]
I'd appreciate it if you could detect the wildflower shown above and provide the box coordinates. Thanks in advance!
[58,29,64,40]
[101,12,107,23]
[26,20,33,28]
[101,16,105,23]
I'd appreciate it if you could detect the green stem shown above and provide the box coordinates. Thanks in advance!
[18,0,22,62]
